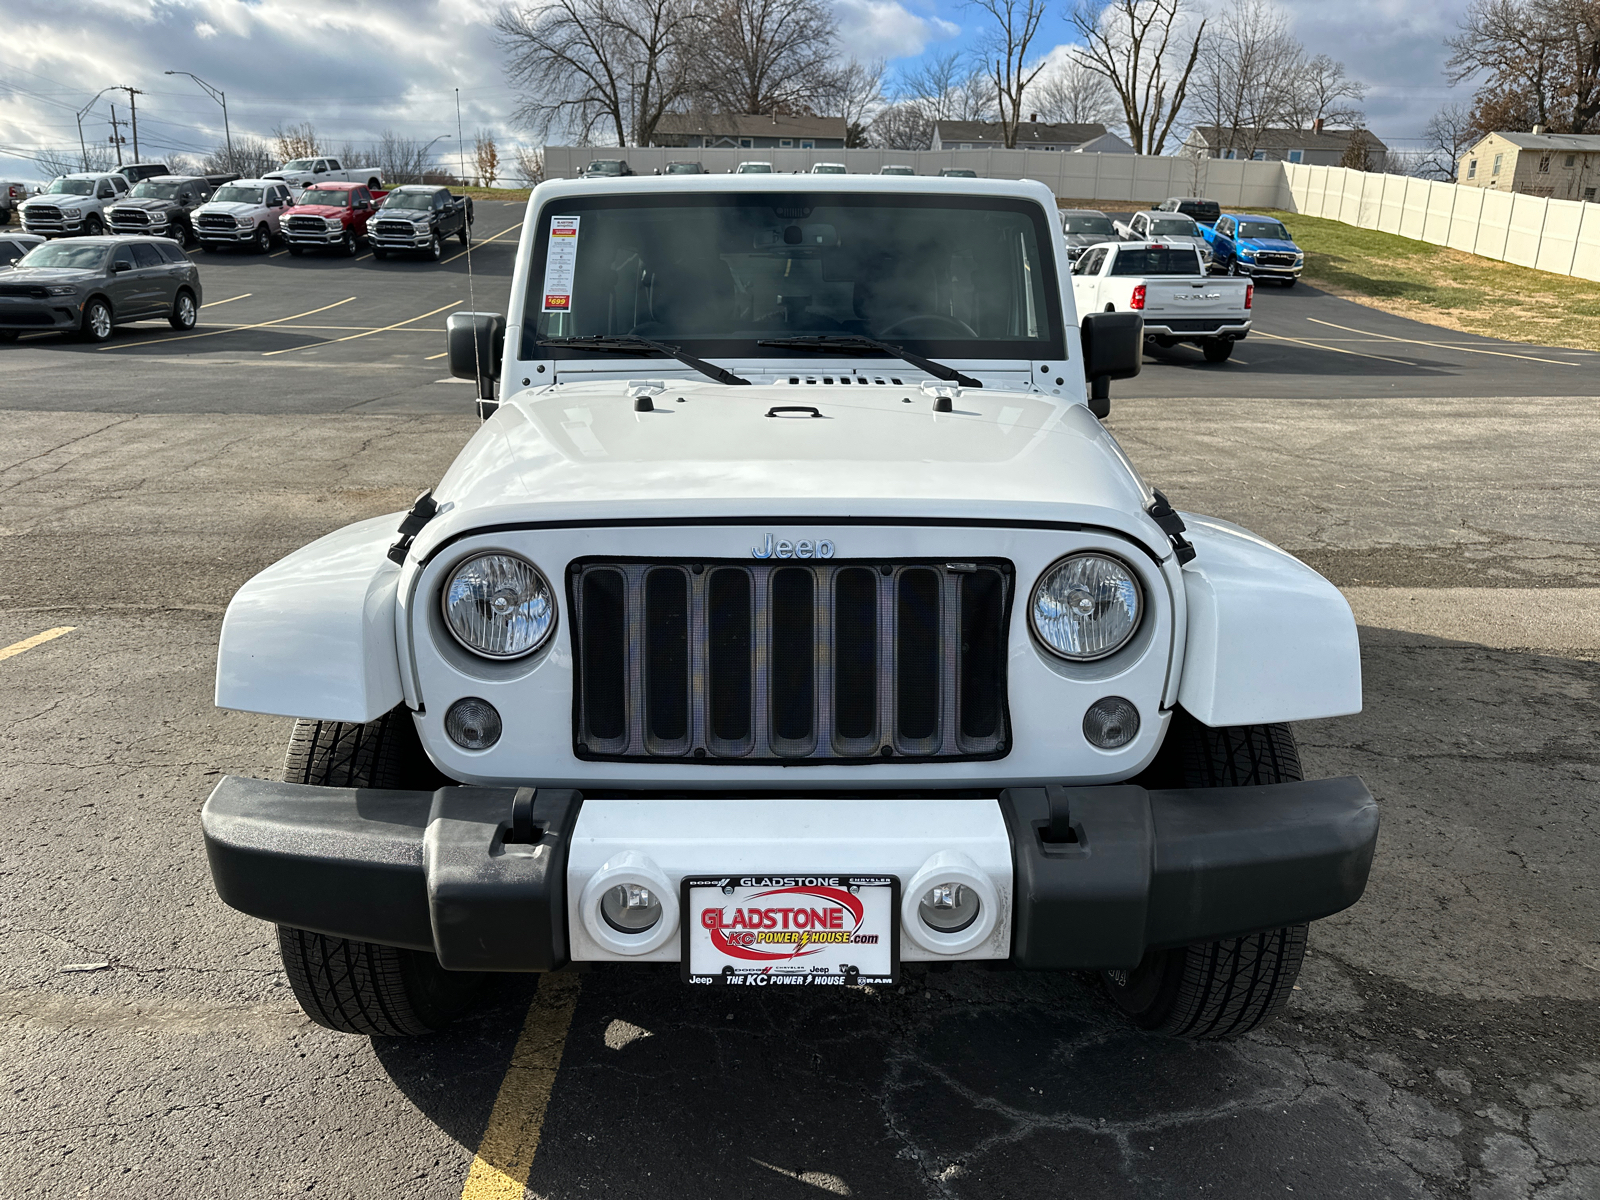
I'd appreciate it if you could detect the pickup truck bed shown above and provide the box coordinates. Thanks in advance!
[1072,241,1252,362]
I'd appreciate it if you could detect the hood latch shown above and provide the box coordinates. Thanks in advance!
[1147,489,1196,565]
[387,489,439,565]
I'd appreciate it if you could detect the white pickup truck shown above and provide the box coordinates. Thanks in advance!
[263,156,382,192]
[18,172,130,238]
[1071,241,1252,362]
[192,179,298,253]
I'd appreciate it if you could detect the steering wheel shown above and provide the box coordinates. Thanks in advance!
[878,313,978,339]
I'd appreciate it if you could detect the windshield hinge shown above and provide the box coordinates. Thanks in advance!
[387,489,439,565]
[1147,489,1196,565]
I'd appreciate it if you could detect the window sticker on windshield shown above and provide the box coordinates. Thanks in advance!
[542,216,580,312]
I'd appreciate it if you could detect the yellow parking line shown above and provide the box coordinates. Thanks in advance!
[1252,330,1415,366]
[460,974,580,1200]
[442,222,522,265]
[0,627,75,663]
[262,300,460,357]
[269,251,287,258]
[202,293,251,308]
[426,351,449,360]
[1304,317,1577,366]
[98,297,357,350]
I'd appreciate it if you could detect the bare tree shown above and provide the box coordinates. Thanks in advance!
[687,0,840,115]
[1069,0,1207,155]
[1338,129,1380,170]
[33,144,113,177]
[965,0,1051,147]
[900,52,997,122]
[1447,0,1600,134]
[1190,0,1302,158]
[868,103,936,149]
[1415,102,1482,179]
[369,131,435,184]
[1033,56,1119,125]
[272,122,321,161]
[475,130,500,186]
[512,145,545,187]
[202,136,275,178]
[496,0,694,146]
[818,58,885,146]
[1285,53,1368,129]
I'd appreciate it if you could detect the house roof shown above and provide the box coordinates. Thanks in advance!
[1187,125,1389,153]
[934,120,1107,146]
[1481,132,1600,152]
[654,113,848,140]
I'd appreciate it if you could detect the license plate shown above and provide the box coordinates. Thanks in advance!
[681,874,898,987]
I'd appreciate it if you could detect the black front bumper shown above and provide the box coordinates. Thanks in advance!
[202,775,1377,972]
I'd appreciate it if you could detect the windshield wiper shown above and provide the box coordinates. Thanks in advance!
[757,335,983,388]
[538,335,750,386]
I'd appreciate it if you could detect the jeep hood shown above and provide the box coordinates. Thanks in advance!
[414,380,1170,560]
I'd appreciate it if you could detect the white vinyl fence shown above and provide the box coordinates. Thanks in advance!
[542,145,1288,208]
[1281,162,1600,283]
[541,146,1600,283]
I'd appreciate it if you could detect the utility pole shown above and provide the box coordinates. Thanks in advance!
[120,86,145,162]
[108,105,125,165]
[75,86,122,171]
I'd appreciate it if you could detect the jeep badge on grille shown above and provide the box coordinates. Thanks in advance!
[751,534,835,560]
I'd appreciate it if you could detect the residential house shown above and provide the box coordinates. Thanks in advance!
[930,118,1116,152]
[1181,124,1387,168]
[649,114,847,150]
[1456,131,1600,202]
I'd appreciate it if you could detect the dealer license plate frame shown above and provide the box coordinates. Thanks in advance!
[680,873,899,987]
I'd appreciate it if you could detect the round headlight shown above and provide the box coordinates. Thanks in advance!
[442,553,555,658]
[1030,553,1142,661]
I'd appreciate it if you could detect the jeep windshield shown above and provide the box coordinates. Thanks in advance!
[46,179,96,196]
[523,192,1063,361]
[382,192,435,210]
[130,181,185,200]
[212,186,263,204]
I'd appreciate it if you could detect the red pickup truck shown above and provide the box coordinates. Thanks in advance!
[281,182,387,257]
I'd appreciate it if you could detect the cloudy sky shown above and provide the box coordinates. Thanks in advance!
[0,0,1469,183]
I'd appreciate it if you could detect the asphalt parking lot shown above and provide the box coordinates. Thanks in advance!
[1,204,1597,1199]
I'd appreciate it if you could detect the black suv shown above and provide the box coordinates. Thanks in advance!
[1156,197,1222,226]
[107,174,236,248]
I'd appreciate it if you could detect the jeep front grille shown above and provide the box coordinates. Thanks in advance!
[569,558,1012,763]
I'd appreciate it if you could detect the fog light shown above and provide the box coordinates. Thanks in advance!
[600,883,662,934]
[1083,697,1139,749]
[918,883,981,933]
[444,697,501,749]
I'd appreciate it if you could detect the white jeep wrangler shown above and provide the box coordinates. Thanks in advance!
[203,176,1376,1040]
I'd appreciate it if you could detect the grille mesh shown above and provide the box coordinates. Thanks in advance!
[570,558,1012,763]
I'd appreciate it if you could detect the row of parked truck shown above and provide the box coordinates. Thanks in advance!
[8,165,474,263]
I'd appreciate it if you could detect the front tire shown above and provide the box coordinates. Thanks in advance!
[1202,339,1234,363]
[458,224,470,247]
[275,709,483,1036]
[252,224,271,254]
[426,232,442,261]
[1103,714,1309,1039]
[1282,277,1297,288]
[83,214,103,237]
[372,247,388,260]
[79,298,113,343]
[339,230,357,257]
[287,244,304,257]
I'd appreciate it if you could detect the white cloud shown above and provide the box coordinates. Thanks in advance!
[832,0,959,62]
[194,20,217,37]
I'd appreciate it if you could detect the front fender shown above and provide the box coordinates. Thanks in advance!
[215,513,405,723]
[1177,516,1361,726]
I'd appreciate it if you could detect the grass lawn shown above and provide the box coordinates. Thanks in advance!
[1256,210,1600,351]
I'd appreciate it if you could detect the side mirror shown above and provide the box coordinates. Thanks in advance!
[447,311,506,410]
[1079,311,1143,420]
[112,261,132,273]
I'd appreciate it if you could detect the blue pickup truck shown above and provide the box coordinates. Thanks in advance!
[1203,214,1305,285]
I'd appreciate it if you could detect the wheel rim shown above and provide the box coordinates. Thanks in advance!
[257,227,270,251]
[177,295,195,326]
[430,234,440,259]
[89,304,111,339]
